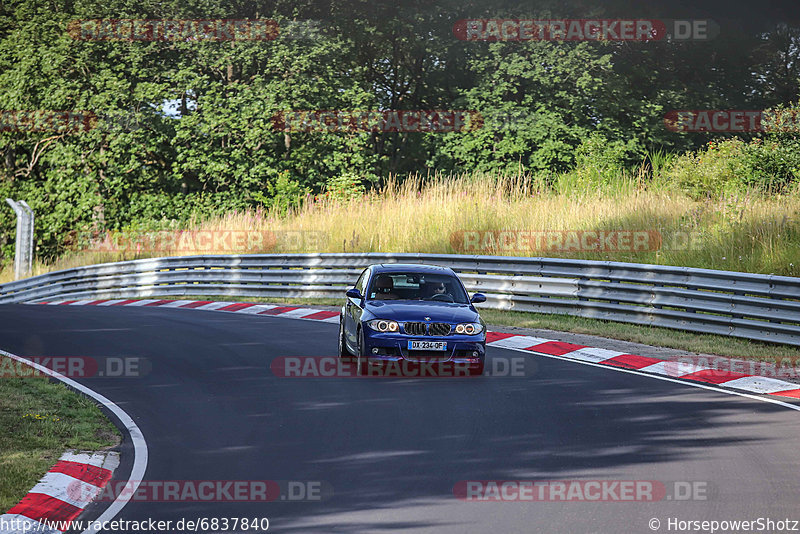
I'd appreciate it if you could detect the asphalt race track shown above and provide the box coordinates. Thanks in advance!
[2,303,799,534]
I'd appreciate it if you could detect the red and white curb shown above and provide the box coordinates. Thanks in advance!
[39,299,341,323]
[483,332,800,401]
[0,451,119,534]
[34,299,800,401]
[0,348,148,534]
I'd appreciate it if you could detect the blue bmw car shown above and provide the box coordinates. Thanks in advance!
[338,264,487,376]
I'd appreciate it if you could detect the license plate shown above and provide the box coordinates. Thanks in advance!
[408,340,447,351]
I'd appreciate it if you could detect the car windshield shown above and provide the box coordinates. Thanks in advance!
[367,272,469,304]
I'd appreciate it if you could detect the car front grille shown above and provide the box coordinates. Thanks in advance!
[404,322,451,336]
[429,323,451,336]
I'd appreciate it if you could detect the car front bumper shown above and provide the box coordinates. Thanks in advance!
[360,331,485,376]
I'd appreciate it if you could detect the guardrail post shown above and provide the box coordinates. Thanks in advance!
[5,199,34,280]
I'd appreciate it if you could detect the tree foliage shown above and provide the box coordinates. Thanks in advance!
[0,0,798,259]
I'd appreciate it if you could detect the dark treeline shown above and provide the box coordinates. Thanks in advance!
[0,0,799,259]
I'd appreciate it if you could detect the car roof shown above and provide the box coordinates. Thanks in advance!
[371,263,455,275]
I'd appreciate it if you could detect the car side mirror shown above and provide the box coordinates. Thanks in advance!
[346,288,363,300]
[470,293,486,304]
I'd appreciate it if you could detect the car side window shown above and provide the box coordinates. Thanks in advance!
[355,269,369,294]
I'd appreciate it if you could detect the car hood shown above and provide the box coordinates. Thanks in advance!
[364,301,480,323]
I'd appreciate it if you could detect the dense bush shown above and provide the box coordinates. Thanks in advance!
[739,137,800,192]
[252,172,310,216]
[667,135,800,199]
[324,173,366,202]
[667,139,749,199]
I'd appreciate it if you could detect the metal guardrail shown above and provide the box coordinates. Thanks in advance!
[1,253,799,347]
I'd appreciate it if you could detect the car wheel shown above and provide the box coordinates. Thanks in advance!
[338,318,353,362]
[356,327,369,376]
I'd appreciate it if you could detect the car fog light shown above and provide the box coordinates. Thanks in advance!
[472,351,479,358]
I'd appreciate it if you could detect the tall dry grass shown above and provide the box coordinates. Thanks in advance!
[2,172,799,283]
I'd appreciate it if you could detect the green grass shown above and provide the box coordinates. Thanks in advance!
[0,358,120,512]
[152,295,800,363]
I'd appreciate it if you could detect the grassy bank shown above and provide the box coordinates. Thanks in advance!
[4,173,798,285]
[0,357,120,512]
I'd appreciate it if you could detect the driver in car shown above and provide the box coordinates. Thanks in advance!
[429,282,452,300]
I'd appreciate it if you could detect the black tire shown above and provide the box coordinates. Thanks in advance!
[338,318,353,362]
[356,327,369,376]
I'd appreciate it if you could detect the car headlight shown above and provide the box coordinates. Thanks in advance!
[455,323,484,335]
[367,319,399,333]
